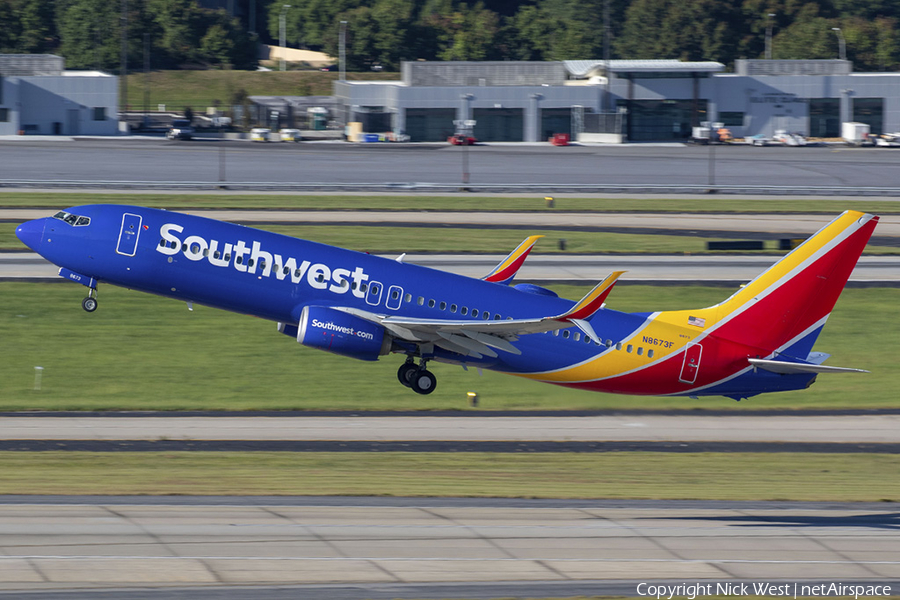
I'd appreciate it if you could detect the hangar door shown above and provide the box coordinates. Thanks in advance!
[541,108,571,139]
[619,99,707,141]
[405,108,455,142]
[474,108,523,142]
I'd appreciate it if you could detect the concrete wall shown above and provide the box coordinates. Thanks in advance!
[337,65,900,141]
[1,74,118,136]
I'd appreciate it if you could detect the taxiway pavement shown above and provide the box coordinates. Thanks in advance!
[0,498,897,595]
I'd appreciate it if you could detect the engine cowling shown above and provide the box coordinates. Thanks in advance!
[296,306,391,361]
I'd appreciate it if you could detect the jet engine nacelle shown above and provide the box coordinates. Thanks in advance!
[295,306,391,361]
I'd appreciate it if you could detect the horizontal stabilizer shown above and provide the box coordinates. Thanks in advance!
[749,358,869,375]
[483,235,544,285]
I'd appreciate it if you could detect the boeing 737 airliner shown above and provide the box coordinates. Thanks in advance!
[15,206,877,399]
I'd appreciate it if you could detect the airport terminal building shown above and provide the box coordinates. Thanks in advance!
[335,59,900,142]
[0,55,119,136]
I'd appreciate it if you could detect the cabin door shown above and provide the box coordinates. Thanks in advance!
[116,213,143,257]
[678,343,703,384]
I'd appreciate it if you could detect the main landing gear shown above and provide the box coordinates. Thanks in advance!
[81,288,98,312]
[397,358,437,395]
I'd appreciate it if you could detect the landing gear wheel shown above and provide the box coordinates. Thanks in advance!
[397,362,418,387]
[82,296,98,312]
[410,369,437,395]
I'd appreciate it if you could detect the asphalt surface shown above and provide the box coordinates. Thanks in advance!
[4,414,900,443]
[2,139,900,189]
[0,497,897,597]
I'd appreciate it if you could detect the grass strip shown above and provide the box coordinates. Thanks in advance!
[1,283,896,412]
[1,191,897,214]
[0,452,897,500]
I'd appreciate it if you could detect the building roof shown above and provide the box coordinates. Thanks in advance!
[564,59,725,78]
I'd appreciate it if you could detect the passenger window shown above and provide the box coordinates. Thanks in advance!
[391,290,400,300]
[248,259,255,268]
[159,239,165,247]
[616,342,622,350]
[360,283,368,293]
[417,297,425,306]
[461,307,468,315]
[236,256,243,265]
[428,299,435,308]
[573,332,581,342]
[405,293,412,303]
[637,347,644,356]
[471,309,479,318]
[648,349,655,358]
[626,344,633,353]
[563,330,570,339]
[494,314,501,320]
[605,339,612,348]
[450,304,458,313]
[440,301,447,310]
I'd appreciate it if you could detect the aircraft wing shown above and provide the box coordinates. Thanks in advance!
[748,358,869,374]
[333,271,624,359]
[482,235,544,285]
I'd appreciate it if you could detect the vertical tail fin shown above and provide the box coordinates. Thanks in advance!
[705,211,878,356]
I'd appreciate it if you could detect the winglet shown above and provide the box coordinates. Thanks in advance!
[483,235,544,285]
[556,271,625,322]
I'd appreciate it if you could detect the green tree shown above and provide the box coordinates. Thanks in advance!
[199,23,234,67]
[146,0,202,67]
[56,0,121,70]
[616,0,740,62]
[438,2,500,61]
[769,3,834,60]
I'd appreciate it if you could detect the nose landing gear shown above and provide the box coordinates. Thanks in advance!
[81,288,98,312]
[397,357,437,395]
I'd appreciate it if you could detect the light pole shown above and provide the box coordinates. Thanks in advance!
[832,27,846,61]
[339,20,347,81]
[765,13,775,60]
[279,4,291,72]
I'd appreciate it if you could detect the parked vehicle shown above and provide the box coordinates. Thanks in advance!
[875,132,900,147]
[279,128,302,142]
[746,134,771,146]
[250,128,271,142]
[166,119,194,140]
[448,134,477,145]
[773,130,808,146]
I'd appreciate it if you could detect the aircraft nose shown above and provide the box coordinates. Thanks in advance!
[15,219,45,251]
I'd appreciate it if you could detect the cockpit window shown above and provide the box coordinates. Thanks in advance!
[52,211,90,227]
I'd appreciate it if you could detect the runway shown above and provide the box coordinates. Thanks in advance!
[3,414,900,444]
[0,497,897,597]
